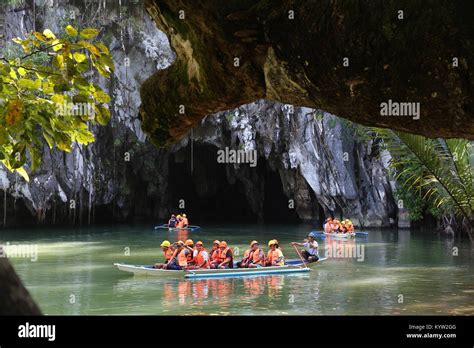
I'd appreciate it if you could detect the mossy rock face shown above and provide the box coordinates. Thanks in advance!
[141,0,474,146]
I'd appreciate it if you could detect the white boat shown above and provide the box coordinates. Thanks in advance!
[114,258,326,279]
[323,232,355,239]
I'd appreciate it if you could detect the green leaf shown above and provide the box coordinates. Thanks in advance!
[79,41,100,56]
[33,32,47,42]
[93,89,111,103]
[80,28,100,39]
[43,29,56,40]
[65,25,78,37]
[98,54,115,73]
[73,52,87,63]
[17,67,27,76]
[95,105,111,126]
[29,146,41,171]
[51,39,63,51]
[15,167,29,182]
[0,127,9,145]
[43,132,54,149]
[75,129,95,144]
[95,43,110,55]
[17,78,41,90]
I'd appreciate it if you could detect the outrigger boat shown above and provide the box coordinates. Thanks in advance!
[311,230,368,238]
[154,224,201,232]
[114,258,326,279]
[323,232,356,239]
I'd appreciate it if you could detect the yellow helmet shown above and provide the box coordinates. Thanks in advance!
[185,239,194,246]
[268,239,276,247]
[250,240,259,247]
[160,240,171,247]
[182,214,187,218]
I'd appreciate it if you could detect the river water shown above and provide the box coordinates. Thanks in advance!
[2,224,474,315]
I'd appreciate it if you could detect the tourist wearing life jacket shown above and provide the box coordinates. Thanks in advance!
[176,215,184,228]
[247,240,265,268]
[344,219,354,233]
[211,241,233,269]
[154,240,174,269]
[237,248,251,268]
[181,214,189,227]
[266,239,284,266]
[209,240,220,263]
[324,217,333,233]
[291,232,319,263]
[165,241,186,270]
[184,239,195,265]
[192,241,210,269]
[168,214,177,228]
[333,219,343,233]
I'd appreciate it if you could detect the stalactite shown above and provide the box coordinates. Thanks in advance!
[52,198,56,225]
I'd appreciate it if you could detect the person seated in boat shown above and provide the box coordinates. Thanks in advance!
[237,240,264,268]
[175,215,184,228]
[237,247,251,268]
[210,240,220,264]
[165,241,186,270]
[181,214,189,227]
[266,240,284,266]
[154,240,174,269]
[210,241,234,269]
[341,219,349,233]
[291,232,319,263]
[247,240,265,268]
[168,214,177,228]
[333,219,343,233]
[189,241,210,269]
[346,219,354,233]
[324,217,333,233]
[184,239,195,265]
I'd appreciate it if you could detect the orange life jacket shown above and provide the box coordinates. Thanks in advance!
[176,220,185,228]
[194,249,210,268]
[218,247,233,266]
[210,248,220,262]
[250,248,265,265]
[243,249,251,259]
[178,249,188,267]
[267,249,284,266]
[181,217,189,226]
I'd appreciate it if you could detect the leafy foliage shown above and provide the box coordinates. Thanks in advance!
[375,129,473,235]
[0,26,114,181]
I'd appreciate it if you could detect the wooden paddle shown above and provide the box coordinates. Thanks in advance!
[292,243,308,269]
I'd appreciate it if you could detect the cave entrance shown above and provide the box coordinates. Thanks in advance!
[262,166,299,223]
[168,143,301,223]
[168,144,257,223]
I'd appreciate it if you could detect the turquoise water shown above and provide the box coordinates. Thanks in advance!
[2,224,474,315]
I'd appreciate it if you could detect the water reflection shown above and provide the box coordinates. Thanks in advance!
[113,273,311,314]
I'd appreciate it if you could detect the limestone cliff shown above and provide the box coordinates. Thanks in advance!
[0,1,405,228]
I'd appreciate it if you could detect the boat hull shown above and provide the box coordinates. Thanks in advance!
[323,232,355,239]
[153,224,201,232]
[114,258,325,279]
